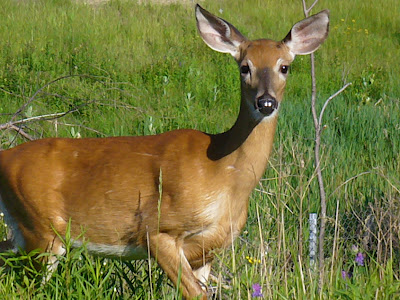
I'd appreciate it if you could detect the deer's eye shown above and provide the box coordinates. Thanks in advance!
[280,65,289,74]
[240,65,250,75]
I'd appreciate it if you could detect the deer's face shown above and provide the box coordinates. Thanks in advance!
[237,39,295,117]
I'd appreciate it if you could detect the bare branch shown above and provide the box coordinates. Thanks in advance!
[1,74,140,143]
[307,0,320,14]
[6,112,68,127]
[10,74,83,123]
[318,83,352,131]
[9,124,34,141]
[0,87,29,100]
[302,0,319,16]
[329,171,372,198]
[9,74,113,122]
[302,0,308,16]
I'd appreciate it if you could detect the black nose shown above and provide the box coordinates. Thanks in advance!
[256,96,278,116]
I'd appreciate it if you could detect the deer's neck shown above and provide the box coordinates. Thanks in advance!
[207,100,278,181]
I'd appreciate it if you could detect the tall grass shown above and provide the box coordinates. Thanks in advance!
[0,0,399,298]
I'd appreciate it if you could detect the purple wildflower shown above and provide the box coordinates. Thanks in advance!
[341,270,351,279]
[252,283,263,298]
[355,252,364,266]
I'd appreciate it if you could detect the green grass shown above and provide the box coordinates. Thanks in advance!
[0,0,399,298]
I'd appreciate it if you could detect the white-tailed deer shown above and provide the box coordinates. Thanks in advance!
[0,4,329,299]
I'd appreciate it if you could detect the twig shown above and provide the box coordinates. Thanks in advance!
[9,124,34,141]
[329,171,372,198]
[302,0,319,16]
[375,169,400,194]
[10,74,86,123]
[9,73,117,120]
[1,108,80,141]
[315,84,351,288]
[1,112,68,129]
[318,83,352,130]
[0,87,29,100]
[1,74,142,143]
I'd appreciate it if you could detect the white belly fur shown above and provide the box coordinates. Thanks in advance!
[72,240,148,260]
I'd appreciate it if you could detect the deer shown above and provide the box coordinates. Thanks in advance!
[0,4,329,299]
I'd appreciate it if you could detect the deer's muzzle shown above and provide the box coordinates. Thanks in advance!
[256,95,278,116]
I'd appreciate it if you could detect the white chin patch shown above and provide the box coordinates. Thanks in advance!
[261,106,279,122]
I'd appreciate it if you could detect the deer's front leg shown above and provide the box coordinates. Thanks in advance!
[149,233,207,300]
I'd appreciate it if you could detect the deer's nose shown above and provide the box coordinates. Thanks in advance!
[256,94,278,116]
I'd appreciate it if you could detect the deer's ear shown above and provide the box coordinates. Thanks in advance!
[195,4,247,59]
[283,10,330,56]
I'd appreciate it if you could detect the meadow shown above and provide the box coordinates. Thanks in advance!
[0,0,399,298]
